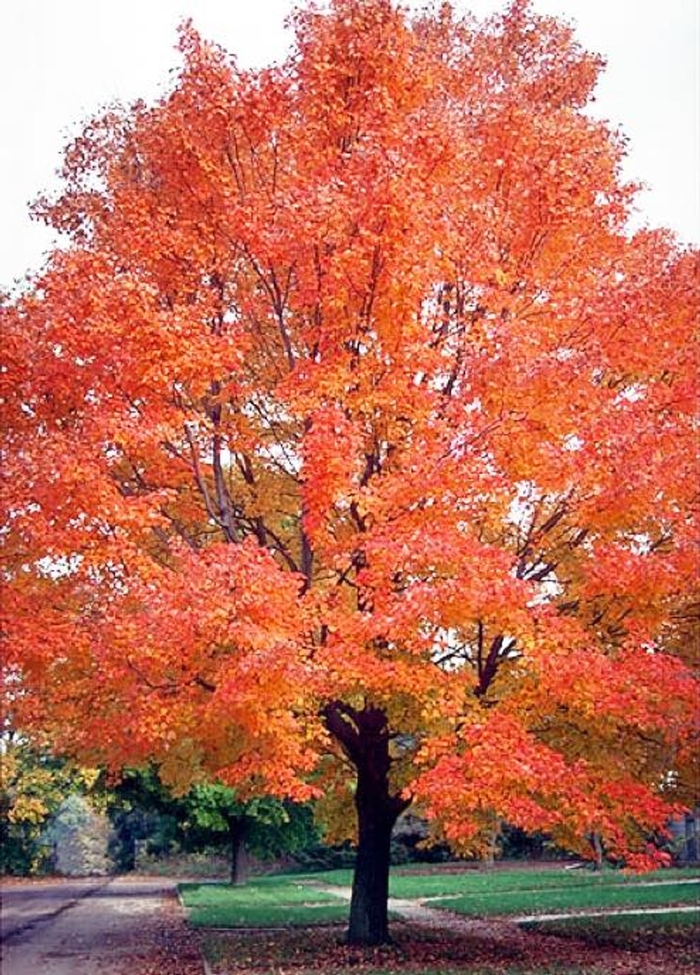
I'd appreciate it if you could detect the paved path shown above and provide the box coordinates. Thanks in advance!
[1,879,110,944]
[0,878,183,975]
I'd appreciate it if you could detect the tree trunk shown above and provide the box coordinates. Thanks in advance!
[322,702,409,946]
[226,814,250,886]
[481,815,501,870]
[589,831,604,871]
[347,770,399,945]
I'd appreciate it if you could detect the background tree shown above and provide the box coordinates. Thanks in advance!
[178,784,317,885]
[44,793,113,877]
[0,736,99,875]
[1,0,698,945]
[110,768,317,884]
[105,766,181,872]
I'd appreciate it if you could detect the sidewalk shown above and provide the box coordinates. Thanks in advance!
[1,878,202,975]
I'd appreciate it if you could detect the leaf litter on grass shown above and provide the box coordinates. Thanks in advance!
[198,915,700,975]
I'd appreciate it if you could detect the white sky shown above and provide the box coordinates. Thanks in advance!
[1,0,698,288]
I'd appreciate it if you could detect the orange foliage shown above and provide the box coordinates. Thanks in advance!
[2,0,698,867]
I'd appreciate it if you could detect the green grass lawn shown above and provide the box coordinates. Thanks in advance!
[181,869,700,927]
[388,864,698,899]
[291,863,698,900]
[430,878,699,916]
[191,866,699,974]
[182,864,699,927]
[523,908,699,933]
[180,877,349,928]
[292,867,355,887]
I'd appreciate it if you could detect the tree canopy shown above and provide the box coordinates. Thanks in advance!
[1,0,698,944]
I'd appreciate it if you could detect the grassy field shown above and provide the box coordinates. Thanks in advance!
[428,877,699,917]
[181,864,700,927]
[524,909,699,936]
[180,875,350,927]
[184,864,700,974]
[290,863,697,900]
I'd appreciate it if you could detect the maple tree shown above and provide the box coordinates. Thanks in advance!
[1,0,698,945]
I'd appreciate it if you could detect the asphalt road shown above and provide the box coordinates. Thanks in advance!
[1,878,109,942]
[0,878,180,974]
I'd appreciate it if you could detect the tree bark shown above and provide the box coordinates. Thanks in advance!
[322,702,409,945]
[347,768,401,945]
[589,831,604,871]
[226,814,250,886]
